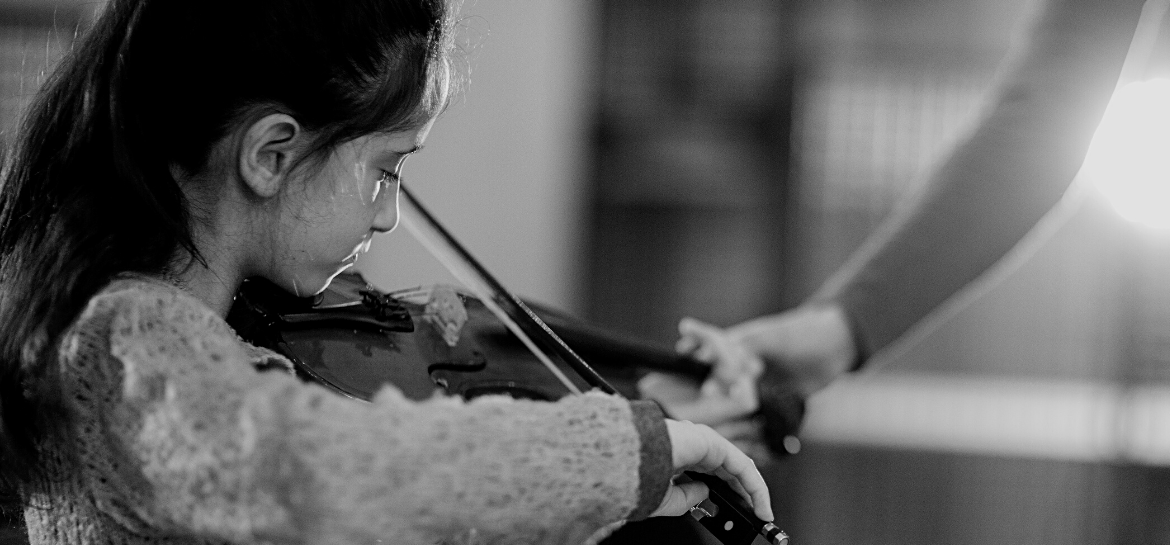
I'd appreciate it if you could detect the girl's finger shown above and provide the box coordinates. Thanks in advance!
[714,466,753,509]
[650,480,711,518]
[688,429,773,522]
[718,441,774,522]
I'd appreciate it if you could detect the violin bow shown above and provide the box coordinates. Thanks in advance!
[397,183,787,545]
[397,183,615,396]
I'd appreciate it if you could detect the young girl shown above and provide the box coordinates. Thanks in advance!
[0,0,772,544]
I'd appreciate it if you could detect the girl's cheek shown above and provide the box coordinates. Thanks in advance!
[350,163,373,204]
[370,177,384,202]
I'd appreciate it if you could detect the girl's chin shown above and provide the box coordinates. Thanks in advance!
[324,263,356,285]
[279,264,353,298]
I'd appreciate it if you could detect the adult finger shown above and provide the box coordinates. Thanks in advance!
[684,318,765,387]
[658,387,756,426]
[638,372,702,407]
[678,318,723,364]
[675,325,701,356]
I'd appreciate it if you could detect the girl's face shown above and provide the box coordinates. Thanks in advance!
[269,122,432,296]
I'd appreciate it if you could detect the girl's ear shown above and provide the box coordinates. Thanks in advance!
[239,113,303,198]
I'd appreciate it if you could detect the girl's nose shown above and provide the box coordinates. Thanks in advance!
[370,183,400,233]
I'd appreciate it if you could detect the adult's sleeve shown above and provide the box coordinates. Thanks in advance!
[813,0,1145,364]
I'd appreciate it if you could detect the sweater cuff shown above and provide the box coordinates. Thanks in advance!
[626,399,672,520]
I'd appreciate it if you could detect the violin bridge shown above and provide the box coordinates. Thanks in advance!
[422,285,469,347]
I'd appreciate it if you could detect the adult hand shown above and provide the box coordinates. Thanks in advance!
[640,303,856,429]
[637,317,764,427]
[725,302,857,398]
[648,419,774,523]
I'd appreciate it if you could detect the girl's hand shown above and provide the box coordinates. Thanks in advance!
[648,419,774,523]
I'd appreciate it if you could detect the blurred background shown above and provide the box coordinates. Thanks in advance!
[3,0,1170,543]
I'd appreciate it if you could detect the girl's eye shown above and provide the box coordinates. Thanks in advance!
[377,169,403,190]
[374,169,401,201]
[378,169,401,184]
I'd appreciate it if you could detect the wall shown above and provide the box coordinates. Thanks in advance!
[355,0,599,316]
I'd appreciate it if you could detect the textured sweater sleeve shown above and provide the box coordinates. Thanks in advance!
[58,280,673,545]
[813,0,1144,364]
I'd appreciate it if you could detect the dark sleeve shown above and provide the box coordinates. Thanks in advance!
[627,399,673,520]
[813,0,1144,364]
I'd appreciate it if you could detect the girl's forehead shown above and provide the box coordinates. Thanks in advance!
[355,122,434,156]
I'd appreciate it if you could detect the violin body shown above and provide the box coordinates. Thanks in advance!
[228,271,584,402]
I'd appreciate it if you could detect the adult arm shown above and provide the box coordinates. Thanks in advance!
[815,0,1144,364]
[651,0,1146,427]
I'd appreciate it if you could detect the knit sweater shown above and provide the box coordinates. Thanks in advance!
[21,277,672,545]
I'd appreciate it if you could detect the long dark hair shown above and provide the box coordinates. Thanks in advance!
[0,0,455,484]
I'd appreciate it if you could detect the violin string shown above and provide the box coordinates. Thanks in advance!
[397,201,584,396]
[387,286,431,301]
[388,285,431,296]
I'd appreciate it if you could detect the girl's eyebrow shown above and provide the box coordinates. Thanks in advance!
[380,145,422,164]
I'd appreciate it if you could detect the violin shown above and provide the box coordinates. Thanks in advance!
[226,184,801,545]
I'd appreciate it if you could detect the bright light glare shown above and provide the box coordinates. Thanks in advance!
[1083,78,1170,229]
